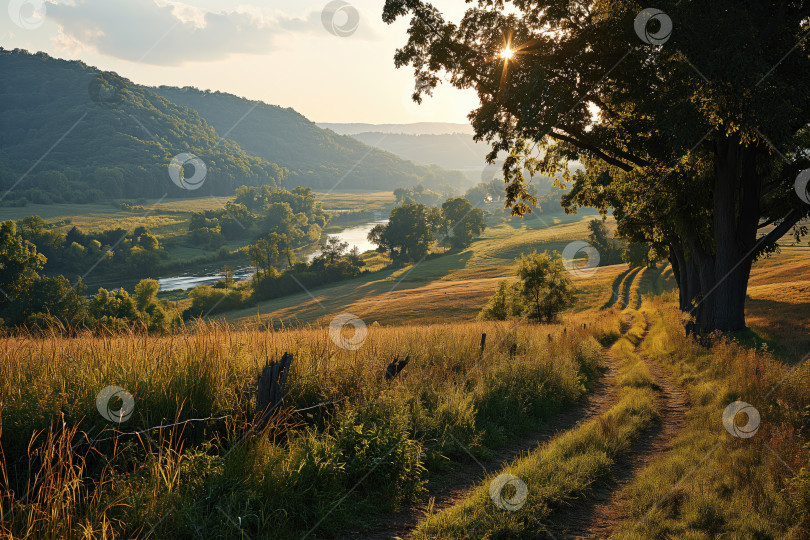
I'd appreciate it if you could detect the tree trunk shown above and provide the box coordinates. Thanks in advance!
[709,136,761,332]
[667,244,683,306]
[686,237,716,331]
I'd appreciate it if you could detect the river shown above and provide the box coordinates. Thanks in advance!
[157,219,387,292]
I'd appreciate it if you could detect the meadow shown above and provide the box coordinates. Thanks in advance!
[0,312,613,538]
[0,208,808,539]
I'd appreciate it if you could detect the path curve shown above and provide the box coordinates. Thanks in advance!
[343,321,633,540]
[554,313,690,539]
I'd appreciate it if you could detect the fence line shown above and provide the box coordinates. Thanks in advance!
[76,397,352,448]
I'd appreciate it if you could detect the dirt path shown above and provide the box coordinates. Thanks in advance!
[552,314,690,539]
[618,268,641,310]
[603,269,631,309]
[343,321,633,540]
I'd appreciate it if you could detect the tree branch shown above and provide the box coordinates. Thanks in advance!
[752,208,805,256]
[549,131,635,171]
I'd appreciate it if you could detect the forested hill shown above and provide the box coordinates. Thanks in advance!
[153,86,465,190]
[0,49,285,203]
[0,49,464,205]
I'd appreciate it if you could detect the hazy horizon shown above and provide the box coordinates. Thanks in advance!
[2,0,479,124]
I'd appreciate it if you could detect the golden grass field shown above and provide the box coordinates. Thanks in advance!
[1,202,808,538]
[223,213,810,362]
[222,213,599,325]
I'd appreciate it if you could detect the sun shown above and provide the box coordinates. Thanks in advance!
[499,47,515,61]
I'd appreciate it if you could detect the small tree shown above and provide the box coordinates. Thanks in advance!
[516,251,575,323]
[133,278,160,311]
[249,233,284,279]
[367,203,438,262]
[320,236,349,264]
[587,219,622,266]
[478,280,524,320]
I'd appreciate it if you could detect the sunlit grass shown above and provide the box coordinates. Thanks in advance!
[0,313,614,538]
[411,310,659,538]
[609,300,809,539]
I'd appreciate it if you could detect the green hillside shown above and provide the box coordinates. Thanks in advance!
[0,49,464,206]
[153,86,466,190]
[0,49,284,203]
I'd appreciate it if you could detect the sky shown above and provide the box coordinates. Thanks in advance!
[2,0,480,124]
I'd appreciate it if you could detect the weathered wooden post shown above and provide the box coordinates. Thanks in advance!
[479,333,487,356]
[385,355,410,380]
[257,352,293,423]
[509,343,517,358]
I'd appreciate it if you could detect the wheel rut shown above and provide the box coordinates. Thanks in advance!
[552,313,690,539]
[343,323,631,540]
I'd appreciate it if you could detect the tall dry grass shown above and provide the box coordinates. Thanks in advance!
[1,312,616,538]
[610,299,810,539]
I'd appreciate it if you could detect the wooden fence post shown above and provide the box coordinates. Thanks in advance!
[479,333,487,356]
[257,352,293,423]
[385,355,410,380]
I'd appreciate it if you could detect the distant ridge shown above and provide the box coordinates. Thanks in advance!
[318,122,475,136]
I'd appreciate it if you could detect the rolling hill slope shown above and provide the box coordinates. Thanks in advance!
[152,87,466,190]
[0,49,465,205]
[0,49,284,202]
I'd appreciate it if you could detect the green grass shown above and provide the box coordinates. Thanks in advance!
[615,266,642,309]
[410,310,659,538]
[603,267,632,309]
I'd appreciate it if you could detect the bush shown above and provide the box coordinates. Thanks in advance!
[480,251,575,323]
[479,280,524,320]
[184,286,249,318]
[189,227,225,250]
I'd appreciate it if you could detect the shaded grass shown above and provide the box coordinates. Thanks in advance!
[617,267,642,310]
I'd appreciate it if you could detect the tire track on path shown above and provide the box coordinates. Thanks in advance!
[344,320,633,540]
[553,313,690,539]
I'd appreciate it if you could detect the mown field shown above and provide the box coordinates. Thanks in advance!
[224,212,810,353]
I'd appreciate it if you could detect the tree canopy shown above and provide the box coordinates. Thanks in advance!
[383,0,810,331]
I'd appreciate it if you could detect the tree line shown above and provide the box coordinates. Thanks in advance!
[368,197,486,261]
[0,221,175,331]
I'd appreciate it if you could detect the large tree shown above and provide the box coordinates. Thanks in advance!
[440,197,486,249]
[383,1,810,331]
[368,203,441,261]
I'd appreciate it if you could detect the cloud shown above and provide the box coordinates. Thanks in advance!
[47,0,279,66]
[46,0,380,66]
